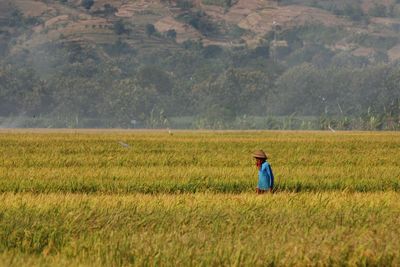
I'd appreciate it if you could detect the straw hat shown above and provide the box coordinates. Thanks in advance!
[252,150,267,159]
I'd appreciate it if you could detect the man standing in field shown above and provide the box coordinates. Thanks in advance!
[253,150,274,194]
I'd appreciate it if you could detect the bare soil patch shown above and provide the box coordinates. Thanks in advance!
[14,0,49,17]
[388,44,400,61]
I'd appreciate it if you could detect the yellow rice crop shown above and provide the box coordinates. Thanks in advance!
[0,130,399,266]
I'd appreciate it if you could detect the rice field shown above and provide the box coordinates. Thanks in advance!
[0,130,399,266]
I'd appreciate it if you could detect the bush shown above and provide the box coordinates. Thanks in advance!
[177,11,219,36]
[176,0,193,9]
[103,4,117,15]
[114,20,127,35]
[251,46,269,59]
[166,29,177,39]
[202,0,236,8]
[145,24,156,36]
[82,0,94,10]
[368,4,388,17]
[343,3,365,21]
[202,45,223,58]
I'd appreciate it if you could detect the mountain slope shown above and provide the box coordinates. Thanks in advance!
[1,0,400,61]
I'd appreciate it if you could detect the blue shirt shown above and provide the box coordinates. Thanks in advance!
[258,161,274,190]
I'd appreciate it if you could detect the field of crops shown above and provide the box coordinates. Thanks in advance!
[0,130,399,266]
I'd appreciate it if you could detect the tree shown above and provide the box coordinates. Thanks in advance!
[103,4,117,15]
[368,4,388,17]
[8,9,24,27]
[166,29,177,40]
[0,65,50,116]
[103,79,159,125]
[274,63,324,115]
[343,3,365,22]
[176,0,193,10]
[203,45,223,58]
[145,24,156,36]
[193,68,272,121]
[82,0,94,10]
[382,67,400,118]
[251,46,269,59]
[114,20,127,35]
[50,77,103,118]
[136,66,173,95]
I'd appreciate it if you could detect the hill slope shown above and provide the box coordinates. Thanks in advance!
[1,0,400,130]
[2,0,400,60]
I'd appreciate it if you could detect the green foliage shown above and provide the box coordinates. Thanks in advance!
[6,8,42,28]
[193,67,272,119]
[0,65,50,116]
[103,79,158,125]
[285,44,333,67]
[202,45,223,58]
[2,2,400,130]
[368,3,389,17]
[165,29,177,39]
[182,39,203,50]
[330,51,369,68]
[250,46,269,59]
[104,39,134,55]
[100,4,118,16]
[81,0,94,10]
[176,10,219,36]
[113,20,127,35]
[349,33,398,50]
[145,23,156,36]
[202,0,236,8]
[136,65,173,95]
[274,63,324,115]
[343,3,366,22]
[176,0,194,10]
[227,25,246,39]
[8,9,24,27]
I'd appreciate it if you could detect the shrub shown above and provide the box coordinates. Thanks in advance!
[166,29,177,39]
[368,4,388,17]
[114,20,127,35]
[82,0,94,10]
[177,11,219,36]
[145,24,156,36]
[176,0,193,10]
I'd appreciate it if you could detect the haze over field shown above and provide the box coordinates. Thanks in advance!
[0,0,399,129]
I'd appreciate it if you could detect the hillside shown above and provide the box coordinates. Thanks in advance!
[1,0,400,129]
[2,0,400,60]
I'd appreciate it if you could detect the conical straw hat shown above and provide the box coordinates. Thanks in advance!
[252,150,267,159]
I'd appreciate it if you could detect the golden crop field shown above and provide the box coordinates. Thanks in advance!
[0,130,399,266]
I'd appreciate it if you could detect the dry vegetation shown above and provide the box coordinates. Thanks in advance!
[4,0,400,53]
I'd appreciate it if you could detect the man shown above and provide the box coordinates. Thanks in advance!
[252,150,274,194]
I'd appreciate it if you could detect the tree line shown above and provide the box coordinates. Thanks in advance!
[1,24,399,129]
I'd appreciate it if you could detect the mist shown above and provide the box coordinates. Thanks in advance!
[1,0,400,130]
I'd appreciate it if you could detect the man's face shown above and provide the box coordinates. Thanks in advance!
[255,158,263,168]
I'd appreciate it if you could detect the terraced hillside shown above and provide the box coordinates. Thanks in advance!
[2,0,400,59]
